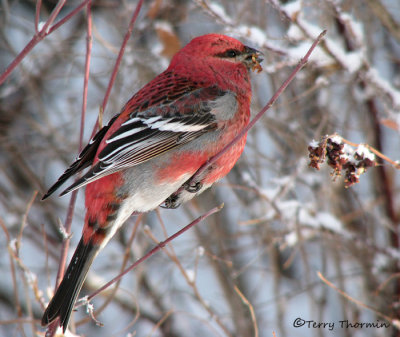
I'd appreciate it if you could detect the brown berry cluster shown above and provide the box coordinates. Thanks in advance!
[308,138,326,170]
[308,135,376,187]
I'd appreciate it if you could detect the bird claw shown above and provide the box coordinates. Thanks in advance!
[161,180,202,208]
[161,194,181,209]
[184,181,203,193]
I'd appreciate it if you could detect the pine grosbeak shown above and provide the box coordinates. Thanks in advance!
[41,33,262,332]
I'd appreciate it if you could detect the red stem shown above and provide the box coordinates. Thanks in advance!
[48,0,91,34]
[80,4,93,151]
[0,0,91,85]
[101,0,145,112]
[39,0,68,36]
[35,0,42,33]
[0,35,39,85]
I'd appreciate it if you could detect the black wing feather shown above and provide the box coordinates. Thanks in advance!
[41,114,119,200]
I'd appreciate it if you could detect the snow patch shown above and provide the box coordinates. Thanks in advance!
[287,24,304,41]
[282,0,302,18]
[197,246,205,257]
[236,26,268,46]
[365,68,400,108]
[356,144,375,161]
[38,21,48,33]
[155,21,174,34]
[185,269,195,283]
[316,212,342,232]
[209,2,233,24]
[329,135,342,145]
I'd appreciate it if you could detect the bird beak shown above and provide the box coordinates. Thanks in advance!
[243,46,263,73]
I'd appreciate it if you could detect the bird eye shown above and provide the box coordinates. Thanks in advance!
[225,49,239,58]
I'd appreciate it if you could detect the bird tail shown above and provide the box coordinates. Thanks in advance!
[41,237,98,332]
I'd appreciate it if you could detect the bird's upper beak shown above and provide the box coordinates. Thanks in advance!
[242,46,263,73]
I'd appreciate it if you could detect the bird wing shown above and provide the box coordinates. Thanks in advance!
[44,85,228,198]
[42,114,120,200]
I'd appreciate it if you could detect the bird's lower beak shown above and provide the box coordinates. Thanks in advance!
[243,46,263,73]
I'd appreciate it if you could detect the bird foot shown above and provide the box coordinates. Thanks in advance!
[183,181,203,193]
[161,194,181,209]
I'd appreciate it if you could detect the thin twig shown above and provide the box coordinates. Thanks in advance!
[0,219,21,317]
[80,2,92,151]
[317,271,398,326]
[234,285,258,337]
[38,0,68,35]
[147,310,174,337]
[48,0,90,34]
[41,223,50,306]
[330,134,400,169]
[6,192,39,336]
[374,272,400,296]
[35,0,42,33]
[101,0,145,112]
[17,191,38,250]
[0,0,91,85]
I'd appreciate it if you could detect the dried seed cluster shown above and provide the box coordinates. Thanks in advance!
[308,135,376,187]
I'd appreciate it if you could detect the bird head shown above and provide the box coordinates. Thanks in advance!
[169,34,263,79]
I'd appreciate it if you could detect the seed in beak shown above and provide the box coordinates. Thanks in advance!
[251,54,263,73]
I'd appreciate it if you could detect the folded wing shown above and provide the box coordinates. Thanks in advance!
[43,85,228,198]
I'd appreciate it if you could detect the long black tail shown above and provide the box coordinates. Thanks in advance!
[42,238,98,332]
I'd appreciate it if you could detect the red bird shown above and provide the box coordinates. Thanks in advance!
[41,33,262,332]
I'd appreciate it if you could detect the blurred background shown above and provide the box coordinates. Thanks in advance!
[1,0,400,336]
